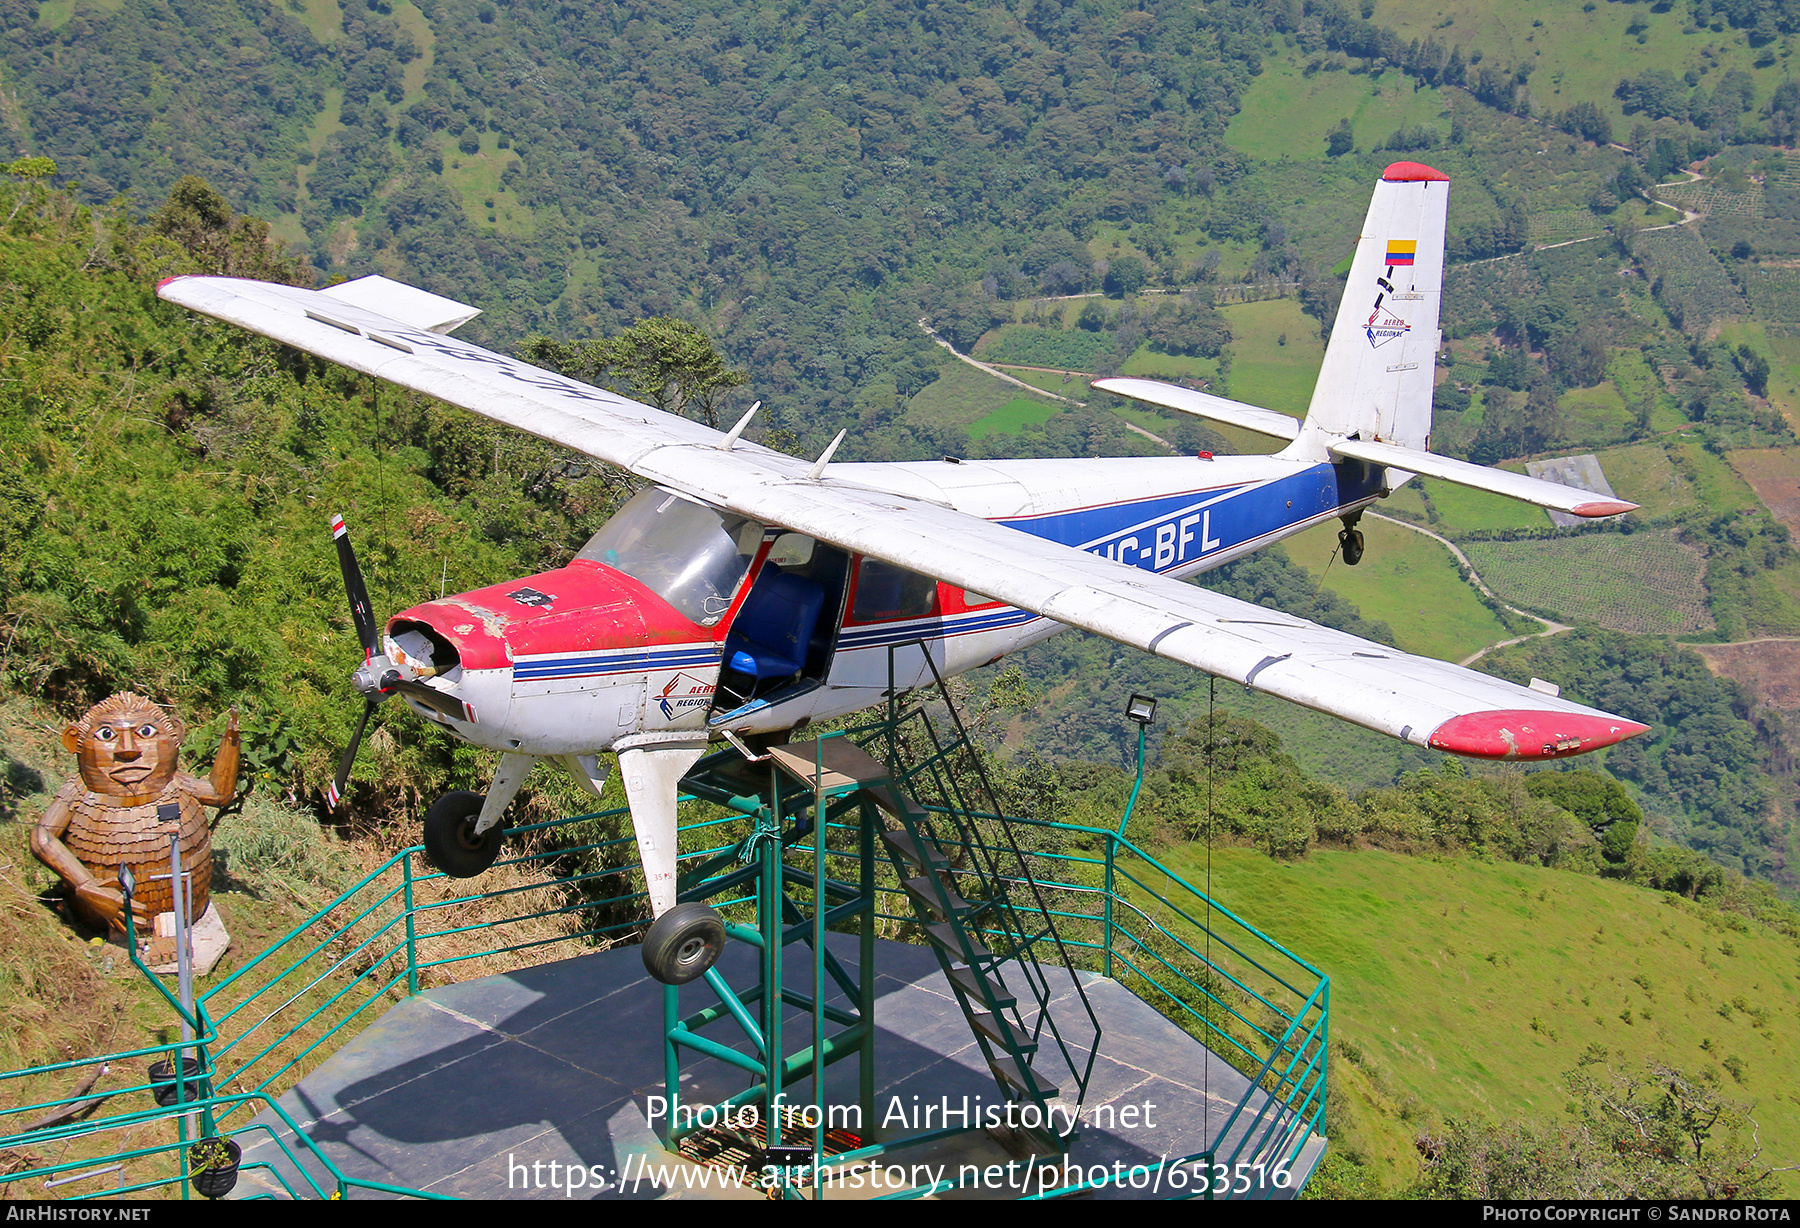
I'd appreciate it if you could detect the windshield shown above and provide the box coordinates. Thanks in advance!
[577,489,763,625]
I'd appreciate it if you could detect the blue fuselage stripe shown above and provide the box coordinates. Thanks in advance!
[1000,461,1381,574]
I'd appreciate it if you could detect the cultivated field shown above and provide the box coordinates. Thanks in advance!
[1636,225,1748,326]
[1694,639,1800,712]
[1461,530,1713,634]
[1726,447,1800,537]
[1654,180,1765,219]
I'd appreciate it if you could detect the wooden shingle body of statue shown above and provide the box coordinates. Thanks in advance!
[30,693,240,937]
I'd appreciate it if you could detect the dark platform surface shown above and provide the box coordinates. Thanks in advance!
[237,936,1320,1199]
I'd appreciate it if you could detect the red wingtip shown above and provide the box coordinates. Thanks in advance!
[1428,710,1651,760]
[1382,161,1450,183]
[1571,500,1637,518]
[155,275,184,292]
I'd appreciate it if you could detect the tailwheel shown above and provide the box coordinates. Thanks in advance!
[642,902,726,985]
[422,790,507,878]
[1338,526,1365,566]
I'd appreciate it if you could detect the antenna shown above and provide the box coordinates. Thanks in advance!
[720,400,760,450]
[806,428,847,480]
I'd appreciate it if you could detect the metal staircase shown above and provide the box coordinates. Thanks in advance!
[858,644,1102,1147]
[675,642,1100,1154]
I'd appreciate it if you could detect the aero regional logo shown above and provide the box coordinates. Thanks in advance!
[1365,307,1411,349]
[657,672,716,720]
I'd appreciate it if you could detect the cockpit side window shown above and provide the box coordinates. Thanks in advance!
[577,489,763,625]
[852,558,939,622]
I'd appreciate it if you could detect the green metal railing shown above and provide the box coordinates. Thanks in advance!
[0,733,1326,1201]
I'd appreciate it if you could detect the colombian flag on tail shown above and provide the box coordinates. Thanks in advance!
[1386,239,1417,266]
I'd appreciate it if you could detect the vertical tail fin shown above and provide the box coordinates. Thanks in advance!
[1287,161,1450,458]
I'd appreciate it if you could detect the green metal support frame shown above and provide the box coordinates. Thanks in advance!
[660,736,885,1197]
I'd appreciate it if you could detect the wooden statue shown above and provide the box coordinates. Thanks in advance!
[30,694,240,935]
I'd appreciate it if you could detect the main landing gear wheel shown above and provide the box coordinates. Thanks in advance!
[1338,527,1365,566]
[642,902,726,985]
[422,790,507,878]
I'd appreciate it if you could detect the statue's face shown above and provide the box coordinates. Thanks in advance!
[64,699,184,798]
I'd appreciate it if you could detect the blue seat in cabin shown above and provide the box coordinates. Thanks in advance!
[727,570,826,679]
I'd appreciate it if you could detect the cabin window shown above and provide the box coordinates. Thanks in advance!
[853,558,938,621]
[577,488,762,624]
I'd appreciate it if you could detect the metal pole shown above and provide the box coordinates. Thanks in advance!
[764,760,782,1159]
[403,854,418,996]
[1104,836,1115,981]
[169,830,195,1195]
[663,983,679,1149]
[858,793,875,1141]
[811,741,825,1200]
[1117,721,1146,837]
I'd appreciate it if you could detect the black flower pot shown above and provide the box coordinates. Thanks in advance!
[189,1138,241,1200]
[148,1057,209,1107]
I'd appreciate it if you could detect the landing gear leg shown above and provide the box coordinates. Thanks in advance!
[1338,511,1366,566]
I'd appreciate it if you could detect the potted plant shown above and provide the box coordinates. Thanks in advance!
[188,1136,241,1199]
[148,1056,209,1107]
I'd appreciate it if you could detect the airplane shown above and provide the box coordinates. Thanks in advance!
[158,161,1649,987]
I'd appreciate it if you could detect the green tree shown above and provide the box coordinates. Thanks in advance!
[522,319,748,428]
[1326,118,1354,157]
[1413,1057,1777,1199]
[1103,256,1147,298]
[128,176,314,285]
[1524,771,1641,865]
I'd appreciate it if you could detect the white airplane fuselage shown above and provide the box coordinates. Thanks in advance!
[384,450,1388,757]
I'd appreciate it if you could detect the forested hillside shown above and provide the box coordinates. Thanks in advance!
[4,0,1800,883]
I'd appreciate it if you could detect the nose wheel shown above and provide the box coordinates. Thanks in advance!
[642,902,726,985]
[422,790,508,878]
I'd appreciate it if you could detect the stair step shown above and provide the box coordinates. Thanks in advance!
[926,922,993,963]
[989,1055,1058,1101]
[900,874,985,919]
[947,964,1015,1008]
[880,826,946,869]
[862,782,927,823]
[968,1012,1037,1054]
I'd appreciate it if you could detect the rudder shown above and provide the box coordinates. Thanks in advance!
[1288,161,1449,458]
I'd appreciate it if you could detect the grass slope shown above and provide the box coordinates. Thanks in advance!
[1378,0,1793,135]
[1151,843,1800,1194]
[1219,299,1325,415]
[905,358,1051,430]
[1227,62,1449,162]
[1283,516,1510,661]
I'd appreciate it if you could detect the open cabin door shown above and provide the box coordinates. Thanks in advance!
[708,532,850,726]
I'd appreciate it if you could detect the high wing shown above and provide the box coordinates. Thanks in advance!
[158,274,1648,760]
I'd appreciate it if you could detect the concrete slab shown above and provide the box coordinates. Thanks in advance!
[234,936,1321,1200]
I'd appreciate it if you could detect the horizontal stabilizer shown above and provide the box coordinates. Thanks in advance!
[1329,438,1638,518]
[1092,377,1301,442]
[320,275,481,335]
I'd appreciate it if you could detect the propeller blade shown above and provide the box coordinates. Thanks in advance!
[331,513,380,658]
[327,699,377,810]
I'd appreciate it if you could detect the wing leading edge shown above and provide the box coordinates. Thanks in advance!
[158,274,1649,761]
